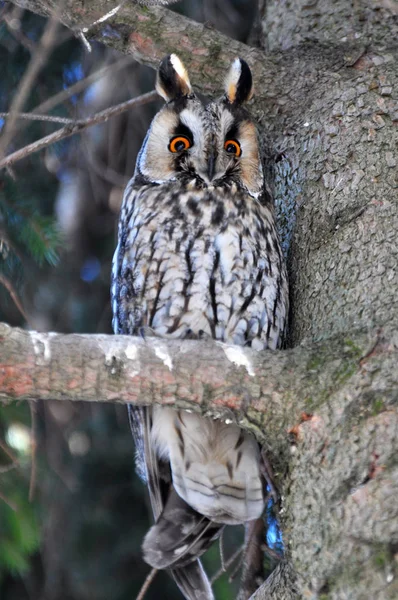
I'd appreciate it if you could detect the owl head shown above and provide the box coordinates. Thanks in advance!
[135,54,264,198]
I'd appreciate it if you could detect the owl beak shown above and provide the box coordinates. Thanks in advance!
[207,149,217,181]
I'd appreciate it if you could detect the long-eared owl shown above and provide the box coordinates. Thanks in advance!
[111,55,288,599]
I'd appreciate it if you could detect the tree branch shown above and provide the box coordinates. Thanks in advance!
[0,5,61,158]
[0,54,141,163]
[0,112,75,125]
[0,90,158,169]
[0,274,30,323]
[250,562,298,599]
[0,322,394,451]
[8,1,263,91]
[32,54,137,116]
[6,0,361,140]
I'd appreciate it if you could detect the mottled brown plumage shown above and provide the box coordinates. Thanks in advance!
[111,54,288,599]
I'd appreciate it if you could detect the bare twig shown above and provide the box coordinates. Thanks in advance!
[211,543,245,584]
[0,3,9,21]
[82,0,127,32]
[219,530,226,573]
[77,30,92,53]
[0,7,61,159]
[3,6,36,53]
[2,4,71,53]
[0,489,18,511]
[77,0,129,52]
[260,544,284,562]
[0,439,19,465]
[260,449,279,503]
[237,519,266,599]
[0,463,18,474]
[81,132,129,187]
[32,54,137,116]
[0,90,158,170]
[6,165,16,180]
[135,567,158,600]
[0,112,74,125]
[28,400,38,501]
[0,274,29,322]
[229,548,245,583]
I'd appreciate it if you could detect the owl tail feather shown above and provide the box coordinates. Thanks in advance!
[143,487,220,600]
[143,486,222,569]
[171,561,215,600]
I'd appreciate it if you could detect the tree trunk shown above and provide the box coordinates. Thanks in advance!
[2,1,398,598]
[256,1,398,598]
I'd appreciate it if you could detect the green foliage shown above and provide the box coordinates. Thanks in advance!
[0,173,61,321]
[0,10,94,588]
[0,491,40,577]
[0,179,60,269]
[0,405,40,582]
[0,8,82,309]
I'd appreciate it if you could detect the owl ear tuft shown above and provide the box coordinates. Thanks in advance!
[224,58,253,105]
[156,54,192,102]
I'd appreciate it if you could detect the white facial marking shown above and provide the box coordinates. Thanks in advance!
[180,109,204,152]
[220,110,235,136]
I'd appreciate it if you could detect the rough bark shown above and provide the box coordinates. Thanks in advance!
[1,322,398,599]
[7,0,272,96]
[251,562,298,599]
[256,2,398,598]
[3,1,398,599]
[258,0,398,347]
[5,0,373,124]
[1,323,392,444]
[261,0,398,52]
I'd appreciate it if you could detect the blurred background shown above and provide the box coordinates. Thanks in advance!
[0,1,281,598]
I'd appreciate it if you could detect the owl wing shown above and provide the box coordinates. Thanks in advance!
[130,405,220,600]
[113,206,219,600]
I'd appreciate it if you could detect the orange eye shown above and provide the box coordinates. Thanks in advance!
[169,135,192,153]
[224,139,241,157]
